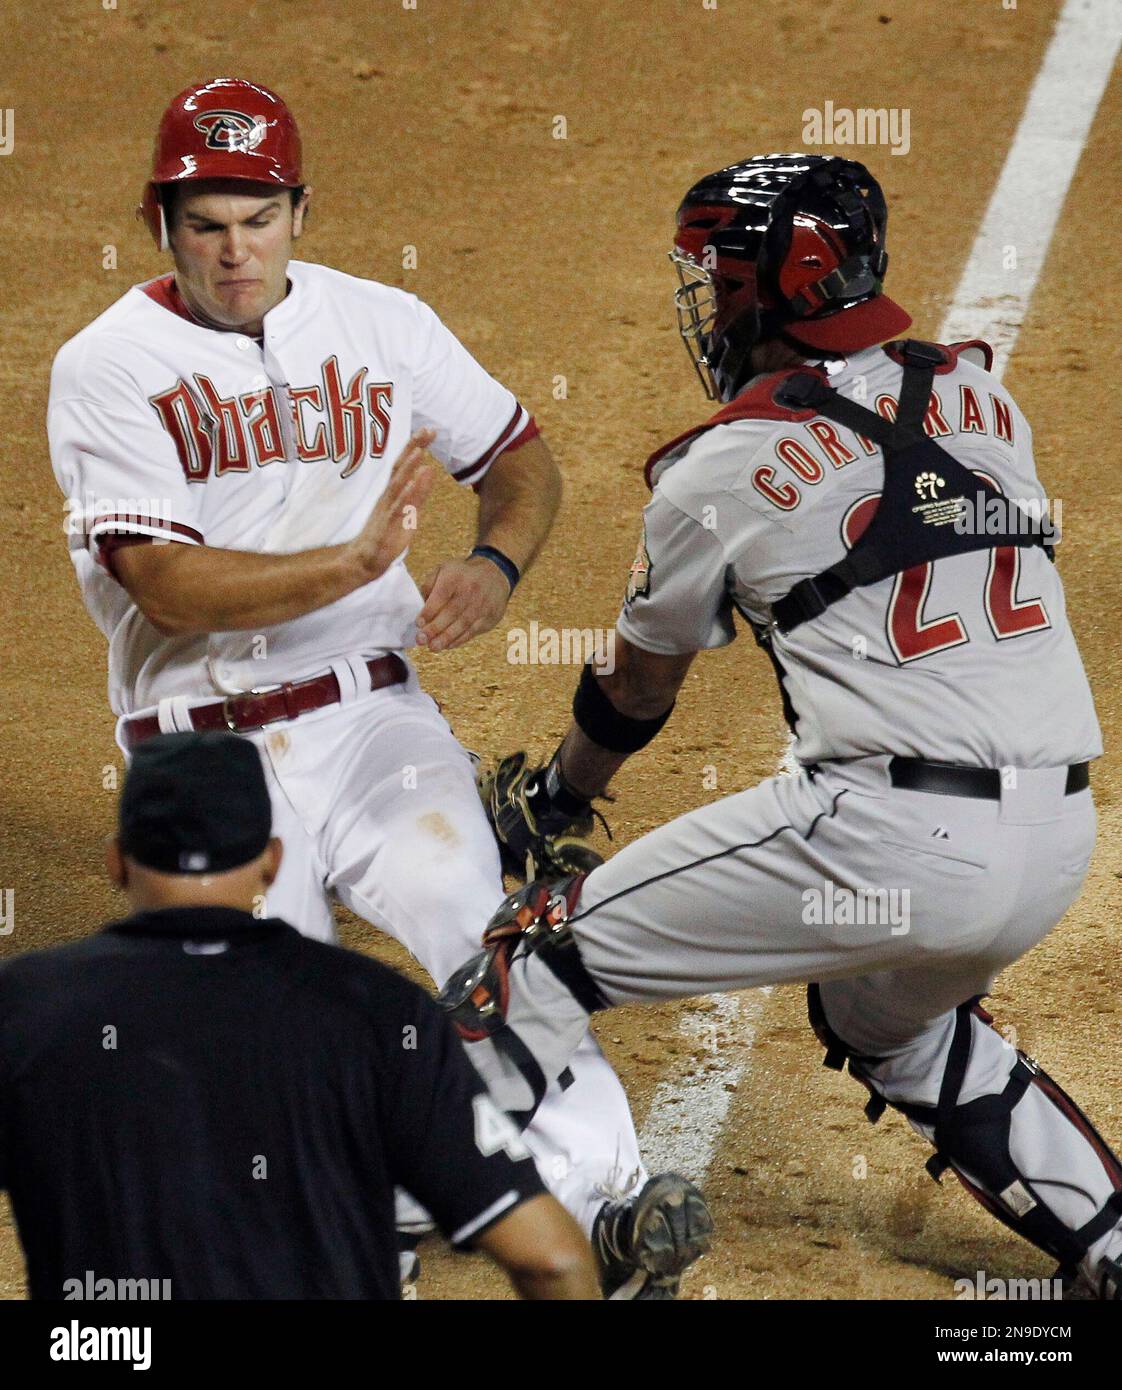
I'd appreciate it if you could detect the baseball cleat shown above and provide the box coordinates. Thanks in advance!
[592,1173,713,1300]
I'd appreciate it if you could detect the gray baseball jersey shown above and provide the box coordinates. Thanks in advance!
[618,343,1101,768]
[453,340,1121,1298]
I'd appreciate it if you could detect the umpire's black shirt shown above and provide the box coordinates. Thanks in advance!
[0,907,543,1300]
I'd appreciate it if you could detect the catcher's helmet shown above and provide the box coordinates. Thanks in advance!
[140,77,303,251]
[669,153,911,401]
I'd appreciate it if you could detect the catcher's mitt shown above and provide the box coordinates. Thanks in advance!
[479,751,610,882]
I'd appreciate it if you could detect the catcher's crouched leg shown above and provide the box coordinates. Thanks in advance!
[808,986,1122,1299]
[438,876,608,1128]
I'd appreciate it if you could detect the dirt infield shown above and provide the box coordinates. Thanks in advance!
[1,0,1119,1301]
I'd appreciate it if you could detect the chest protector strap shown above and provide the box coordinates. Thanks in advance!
[770,341,1053,636]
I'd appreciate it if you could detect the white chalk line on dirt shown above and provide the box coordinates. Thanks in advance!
[637,989,771,1176]
[938,0,1122,378]
[637,0,1118,1188]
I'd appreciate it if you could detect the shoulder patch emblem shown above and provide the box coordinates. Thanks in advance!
[626,528,651,602]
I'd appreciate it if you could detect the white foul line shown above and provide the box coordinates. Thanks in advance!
[938,0,1122,378]
[637,990,771,1177]
[636,0,1119,1188]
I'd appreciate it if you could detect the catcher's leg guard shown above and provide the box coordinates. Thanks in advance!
[440,942,550,1128]
[439,877,608,1128]
[808,986,1122,1296]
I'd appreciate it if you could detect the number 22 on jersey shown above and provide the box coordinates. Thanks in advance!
[841,475,1052,665]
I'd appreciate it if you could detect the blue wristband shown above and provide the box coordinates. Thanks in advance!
[470,545,520,594]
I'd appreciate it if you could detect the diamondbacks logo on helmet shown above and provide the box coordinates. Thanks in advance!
[141,78,304,250]
[192,110,267,155]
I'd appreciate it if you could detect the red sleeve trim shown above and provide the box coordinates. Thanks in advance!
[88,515,205,577]
[500,415,540,453]
[88,514,205,547]
[469,416,541,492]
[451,403,529,484]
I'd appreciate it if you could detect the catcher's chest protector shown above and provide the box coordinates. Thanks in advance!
[768,340,1053,635]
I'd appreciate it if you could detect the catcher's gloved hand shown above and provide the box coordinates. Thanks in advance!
[479,751,610,882]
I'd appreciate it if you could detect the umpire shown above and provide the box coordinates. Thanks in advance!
[0,732,597,1300]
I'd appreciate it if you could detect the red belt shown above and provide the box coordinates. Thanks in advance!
[121,654,408,752]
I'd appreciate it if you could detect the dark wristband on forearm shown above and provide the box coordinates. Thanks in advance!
[571,661,674,754]
[470,545,520,593]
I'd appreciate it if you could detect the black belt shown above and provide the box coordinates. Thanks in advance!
[889,757,1089,801]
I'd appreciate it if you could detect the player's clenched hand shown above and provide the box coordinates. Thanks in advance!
[417,555,510,652]
[347,430,436,582]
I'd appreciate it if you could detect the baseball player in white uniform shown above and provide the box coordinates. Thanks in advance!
[47,77,711,1298]
[443,155,1122,1300]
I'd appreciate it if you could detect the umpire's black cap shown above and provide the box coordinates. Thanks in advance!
[118,732,272,874]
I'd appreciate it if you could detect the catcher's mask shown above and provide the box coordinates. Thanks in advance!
[139,76,304,251]
[670,153,911,401]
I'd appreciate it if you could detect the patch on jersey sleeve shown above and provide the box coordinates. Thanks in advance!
[625,526,651,602]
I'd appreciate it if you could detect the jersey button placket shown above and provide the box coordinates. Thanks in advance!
[262,342,300,464]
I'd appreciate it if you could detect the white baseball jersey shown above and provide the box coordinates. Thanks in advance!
[619,343,1102,768]
[48,261,534,715]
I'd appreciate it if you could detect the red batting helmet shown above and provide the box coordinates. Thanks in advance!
[140,77,303,250]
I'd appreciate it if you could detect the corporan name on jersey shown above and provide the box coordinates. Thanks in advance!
[752,385,1014,511]
[148,356,394,482]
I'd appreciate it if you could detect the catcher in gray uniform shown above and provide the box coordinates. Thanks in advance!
[443,154,1122,1299]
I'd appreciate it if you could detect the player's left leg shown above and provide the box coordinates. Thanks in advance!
[442,757,963,1116]
[813,963,1122,1298]
[806,768,1121,1297]
[251,728,335,942]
